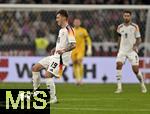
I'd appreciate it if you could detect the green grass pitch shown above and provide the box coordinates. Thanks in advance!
[0,83,150,114]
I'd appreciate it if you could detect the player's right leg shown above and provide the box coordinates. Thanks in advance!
[45,55,67,104]
[45,71,58,104]
[115,52,125,93]
[115,62,123,93]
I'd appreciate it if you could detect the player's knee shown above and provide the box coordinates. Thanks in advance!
[45,72,53,78]
[32,64,40,72]
[116,62,123,69]
[132,67,139,75]
[133,70,139,75]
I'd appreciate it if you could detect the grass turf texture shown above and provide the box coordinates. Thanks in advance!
[0,83,150,114]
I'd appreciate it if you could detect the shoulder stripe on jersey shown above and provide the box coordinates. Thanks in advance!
[130,23,138,30]
[117,24,124,30]
[66,25,75,35]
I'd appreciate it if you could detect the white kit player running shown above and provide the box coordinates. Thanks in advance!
[115,10,147,93]
[31,10,76,103]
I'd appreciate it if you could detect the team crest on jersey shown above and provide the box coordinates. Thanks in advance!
[130,28,135,32]
[61,32,64,36]
[121,30,124,33]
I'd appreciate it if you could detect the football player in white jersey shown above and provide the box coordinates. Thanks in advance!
[115,10,147,93]
[31,10,76,103]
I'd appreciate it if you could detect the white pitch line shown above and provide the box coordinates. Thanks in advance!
[58,98,129,101]
[58,97,150,102]
[51,107,150,112]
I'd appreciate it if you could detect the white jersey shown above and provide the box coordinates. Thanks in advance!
[117,23,141,53]
[38,25,76,77]
[55,25,76,65]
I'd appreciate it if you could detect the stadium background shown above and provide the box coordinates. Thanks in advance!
[0,1,150,114]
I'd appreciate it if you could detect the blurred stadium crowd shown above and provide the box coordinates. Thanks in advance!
[0,11,56,56]
[0,0,149,4]
[0,9,148,56]
[0,0,149,56]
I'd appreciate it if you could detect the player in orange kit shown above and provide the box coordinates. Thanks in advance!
[72,18,92,85]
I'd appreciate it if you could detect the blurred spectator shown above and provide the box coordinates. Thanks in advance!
[35,37,49,56]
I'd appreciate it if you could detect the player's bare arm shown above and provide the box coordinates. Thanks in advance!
[50,48,56,55]
[56,42,76,55]
[65,42,76,52]
[133,37,141,53]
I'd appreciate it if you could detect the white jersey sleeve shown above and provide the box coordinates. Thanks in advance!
[66,25,76,43]
[117,24,123,36]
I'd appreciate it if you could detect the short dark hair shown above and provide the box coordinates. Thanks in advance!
[123,10,132,15]
[56,9,68,18]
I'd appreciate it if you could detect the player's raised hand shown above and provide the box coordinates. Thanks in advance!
[86,46,92,56]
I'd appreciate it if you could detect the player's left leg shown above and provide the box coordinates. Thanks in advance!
[72,52,84,85]
[128,51,147,93]
[72,59,83,85]
[76,59,83,85]
[45,71,57,104]
[75,52,84,85]
[132,65,147,93]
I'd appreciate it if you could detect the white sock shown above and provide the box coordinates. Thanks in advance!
[136,71,144,84]
[116,70,122,89]
[32,72,41,91]
[45,78,56,99]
